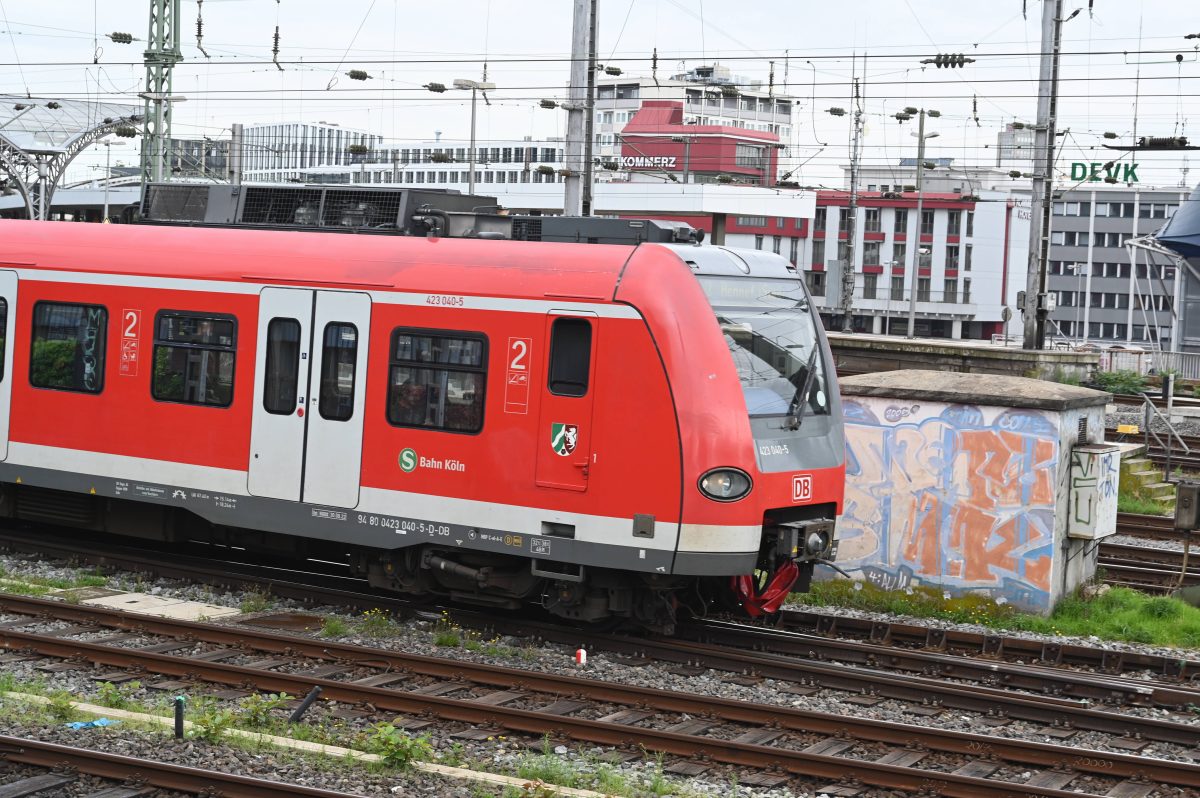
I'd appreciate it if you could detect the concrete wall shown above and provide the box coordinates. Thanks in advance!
[829,332,1100,381]
[838,396,1109,613]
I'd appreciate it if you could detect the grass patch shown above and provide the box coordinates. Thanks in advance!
[358,608,398,639]
[793,581,1200,648]
[1118,457,1173,516]
[320,616,350,638]
[516,739,582,789]
[239,590,274,614]
[1118,493,1172,515]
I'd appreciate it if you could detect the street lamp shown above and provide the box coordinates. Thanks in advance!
[1066,263,1089,345]
[427,78,495,196]
[901,108,939,339]
[100,140,126,223]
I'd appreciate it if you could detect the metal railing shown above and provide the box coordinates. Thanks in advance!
[1140,391,1192,477]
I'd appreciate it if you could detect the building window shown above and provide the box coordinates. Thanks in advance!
[772,236,782,255]
[962,278,971,304]
[893,208,908,235]
[917,277,931,302]
[892,243,907,268]
[737,215,767,226]
[863,273,878,299]
[837,241,849,262]
[806,271,826,296]
[814,207,827,233]
[838,210,851,234]
[947,210,961,236]
[387,329,487,433]
[918,249,932,269]
[151,312,236,407]
[943,278,957,303]
[790,238,800,265]
[891,275,904,301]
[864,208,881,233]
[920,210,934,235]
[966,210,974,236]
[30,302,107,394]
[755,235,764,250]
[735,143,764,168]
[945,246,959,270]
[812,240,825,267]
[863,241,881,265]
[964,244,973,271]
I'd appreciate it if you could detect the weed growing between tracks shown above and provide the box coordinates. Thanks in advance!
[0,678,710,798]
[793,580,1200,648]
[0,564,109,597]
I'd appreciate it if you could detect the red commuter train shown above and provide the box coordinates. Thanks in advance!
[0,219,844,630]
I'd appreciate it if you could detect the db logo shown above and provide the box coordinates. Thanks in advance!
[792,474,813,503]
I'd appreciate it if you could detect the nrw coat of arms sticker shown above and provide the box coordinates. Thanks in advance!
[551,423,579,456]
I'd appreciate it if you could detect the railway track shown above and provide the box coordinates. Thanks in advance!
[1115,512,1184,542]
[0,734,365,798]
[0,592,1197,798]
[7,525,1200,696]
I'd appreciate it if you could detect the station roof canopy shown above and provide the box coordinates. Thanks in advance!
[0,95,140,153]
[1156,184,1200,260]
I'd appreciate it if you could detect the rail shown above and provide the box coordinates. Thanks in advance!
[0,734,366,797]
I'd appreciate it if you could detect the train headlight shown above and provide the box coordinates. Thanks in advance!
[698,468,752,502]
[805,529,830,556]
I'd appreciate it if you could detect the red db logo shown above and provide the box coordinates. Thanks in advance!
[792,474,813,503]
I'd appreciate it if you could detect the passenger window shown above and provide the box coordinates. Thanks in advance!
[30,302,107,393]
[0,298,7,382]
[318,323,358,421]
[387,329,486,433]
[548,317,591,397]
[263,318,301,415]
[152,311,236,407]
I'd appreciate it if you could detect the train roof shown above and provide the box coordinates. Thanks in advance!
[0,219,643,301]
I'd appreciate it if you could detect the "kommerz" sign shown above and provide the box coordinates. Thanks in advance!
[620,155,677,169]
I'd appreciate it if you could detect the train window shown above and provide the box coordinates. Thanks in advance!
[318,322,358,421]
[151,311,236,407]
[387,328,486,433]
[263,317,301,415]
[0,298,7,382]
[30,302,107,394]
[547,317,591,397]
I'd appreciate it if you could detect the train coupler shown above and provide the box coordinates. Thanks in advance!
[771,518,837,563]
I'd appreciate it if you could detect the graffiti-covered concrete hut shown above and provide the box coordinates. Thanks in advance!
[836,370,1117,614]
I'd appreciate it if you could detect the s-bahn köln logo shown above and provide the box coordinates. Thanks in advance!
[551,423,579,456]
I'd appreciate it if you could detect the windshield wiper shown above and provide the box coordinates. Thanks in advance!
[787,346,820,431]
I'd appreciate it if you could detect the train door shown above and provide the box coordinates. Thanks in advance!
[248,288,312,501]
[534,312,597,492]
[248,288,371,508]
[0,271,16,460]
[300,291,371,508]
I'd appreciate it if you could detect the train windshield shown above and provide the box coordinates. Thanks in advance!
[698,276,830,428]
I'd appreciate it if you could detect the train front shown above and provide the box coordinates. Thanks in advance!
[662,245,846,618]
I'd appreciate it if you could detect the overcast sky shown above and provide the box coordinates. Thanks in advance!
[1,0,1197,188]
